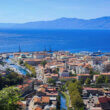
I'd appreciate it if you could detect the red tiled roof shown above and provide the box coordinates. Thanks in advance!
[33,97,41,103]
[101,73,110,75]
[51,74,58,77]
[94,75,100,77]
[60,76,77,79]
[17,101,25,107]
[38,88,45,93]
[41,96,50,103]
[26,80,33,83]
[24,59,42,62]
[98,96,108,103]
[40,84,48,88]
[83,87,98,91]
[34,107,42,110]
[46,92,58,96]
[77,74,90,76]
[17,84,29,89]
[47,88,56,91]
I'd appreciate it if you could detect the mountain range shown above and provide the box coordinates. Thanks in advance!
[0,16,110,29]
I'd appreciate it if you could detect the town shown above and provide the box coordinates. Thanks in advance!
[0,50,110,110]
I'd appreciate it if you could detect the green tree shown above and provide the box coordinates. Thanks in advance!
[105,76,109,83]
[0,71,23,90]
[24,63,36,77]
[47,78,55,84]
[26,72,31,77]
[85,78,91,85]
[71,90,84,110]
[0,86,22,110]
[53,68,59,74]
[96,75,105,84]
[67,81,84,109]
[40,60,47,68]
[80,78,85,85]
[19,60,23,65]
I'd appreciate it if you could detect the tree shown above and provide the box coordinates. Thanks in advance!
[40,60,47,68]
[0,86,22,110]
[73,81,82,94]
[96,75,105,84]
[0,71,23,90]
[53,68,59,74]
[67,81,84,109]
[85,78,91,85]
[89,68,99,79]
[24,63,36,77]
[80,78,85,85]
[26,72,31,77]
[105,76,109,83]
[19,60,23,65]
[71,90,84,110]
[47,78,55,84]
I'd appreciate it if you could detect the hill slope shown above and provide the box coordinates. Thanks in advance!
[1,16,110,29]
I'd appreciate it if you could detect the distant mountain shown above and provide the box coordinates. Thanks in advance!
[1,16,110,29]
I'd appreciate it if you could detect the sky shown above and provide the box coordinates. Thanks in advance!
[0,0,110,23]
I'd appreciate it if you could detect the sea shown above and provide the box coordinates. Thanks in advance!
[0,29,110,53]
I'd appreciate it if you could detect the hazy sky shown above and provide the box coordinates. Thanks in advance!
[0,0,110,23]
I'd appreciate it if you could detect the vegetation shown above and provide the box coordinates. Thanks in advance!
[85,78,91,85]
[96,75,105,84]
[80,78,85,85]
[24,62,36,77]
[89,68,99,79]
[18,60,23,65]
[69,72,77,77]
[53,68,59,74]
[67,81,84,110]
[40,60,47,68]
[47,78,55,84]
[61,84,66,92]
[0,86,22,110]
[26,72,31,77]
[0,70,23,90]
[56,95,60,110]
[105,76,109,83]
[0,61,5,66]
[61,91,70,109]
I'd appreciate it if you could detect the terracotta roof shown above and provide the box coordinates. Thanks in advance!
[47,88,56,91]
[60,76,77,79]
[42,96,50,103]
[34,107,42,110]
[17,84,29,89]
[33,97,41,103]
[83,87,98,91]
[101,73,110,75]
[17,101,25,107]
[51,74,58,77]
[17,85,22,89]
[26,80,33,83]
[46,92,58,96]
[77,74,90,76]
[38,88,45,93]
[24,59,42,62]
[40,84,48,88]
[94,75,100,77]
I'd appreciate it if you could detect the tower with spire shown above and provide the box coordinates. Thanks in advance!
[19,44,21,53]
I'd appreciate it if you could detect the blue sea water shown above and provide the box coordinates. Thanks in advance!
[0,29,110,53]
